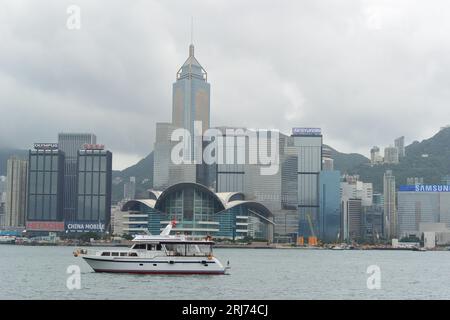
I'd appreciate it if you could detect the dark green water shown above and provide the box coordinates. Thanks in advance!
[1,245,449,299]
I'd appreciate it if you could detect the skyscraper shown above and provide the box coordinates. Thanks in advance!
[123,176,136,200]
[58,133,96,221]
[384,170,397,239]
[292,128,322,240]
[172,43,210,140]
[319,170,341,242]
[26,145,65,232]
[69,146,112,233]
[5,157,28,227]
[153,42,210,189]
[0,176,6,226]
[394,136,405,158]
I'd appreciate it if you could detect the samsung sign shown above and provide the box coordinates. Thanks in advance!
[292,128,322,136]
[65,221,106,233]
[399,185,450,192]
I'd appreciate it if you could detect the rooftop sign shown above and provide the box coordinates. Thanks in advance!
[34,143,58,150]
[82,143,105,150]
[399,185,450,192]
[292,128,322,136]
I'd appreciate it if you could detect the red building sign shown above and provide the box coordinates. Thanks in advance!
[26,221,65,232]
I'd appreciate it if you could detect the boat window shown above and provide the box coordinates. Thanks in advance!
[156,244,162,251]
[101,252,110,256]
[111,252,119,256]
[147,244,156,251]
[128,252,138,257]
[120,252,127,256]
[163,243,212,256]
[186,244,212,256]
[132,244,146,250]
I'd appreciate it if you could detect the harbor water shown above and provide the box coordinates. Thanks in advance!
[1,245,450,299]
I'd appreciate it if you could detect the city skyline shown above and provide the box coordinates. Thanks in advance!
[2,1,450,170]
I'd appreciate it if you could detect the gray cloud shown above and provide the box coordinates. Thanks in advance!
[1,0,450,169]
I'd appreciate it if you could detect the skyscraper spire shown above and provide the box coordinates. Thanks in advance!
[189,17,194,57]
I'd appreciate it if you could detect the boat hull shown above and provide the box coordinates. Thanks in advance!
[82,256,226,275]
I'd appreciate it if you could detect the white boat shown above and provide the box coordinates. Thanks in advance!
[74,222,229,275]
[0,236,16,244]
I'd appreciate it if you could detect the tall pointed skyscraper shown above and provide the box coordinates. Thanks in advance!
[172,43,210,147]
[153,42,211,190]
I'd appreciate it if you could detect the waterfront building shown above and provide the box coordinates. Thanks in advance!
[123,176,136,201]
[344,198,363,241]
[362,204,383,241]
[58,133,96,222]
[0,176,6,227]
[292,128,322,241]
[319,170,341,242]
[340,176,373,241]
[341,177,373,207]
[383,170,397,239]
[26,145,65,232]
[111,203,126,236]
[5,157,28,227]
[384,146,399,164]
[394,136,405,158]
[122,182,274,240]
[69,146,112,233]
[397,185,450,237]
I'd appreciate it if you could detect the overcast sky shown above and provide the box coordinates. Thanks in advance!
[1,0,450,170]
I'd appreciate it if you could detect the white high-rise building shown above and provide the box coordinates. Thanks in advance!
[384,145,399,164]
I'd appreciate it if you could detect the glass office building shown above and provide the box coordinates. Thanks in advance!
[75,149,112,230]
[319,170,341,242]
[293,132,322,239]
[58,133,96,221]
[122,182,274,240]
[27,148,65,225]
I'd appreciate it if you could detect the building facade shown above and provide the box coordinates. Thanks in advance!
[58,133,97,222]
[398,185,450,237]
[69,148,112,233]
[394,136,405,158]
[384,146,399,164]
[384,170,397,239]
[293,129,322,240]
[122,182,274,241]
[5,157,28,227]
[26,147,65,232]
[319,170,341,242]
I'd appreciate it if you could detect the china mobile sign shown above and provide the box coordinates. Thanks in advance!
[65,221,106,233]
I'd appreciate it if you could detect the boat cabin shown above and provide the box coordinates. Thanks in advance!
[98,240,214,257]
